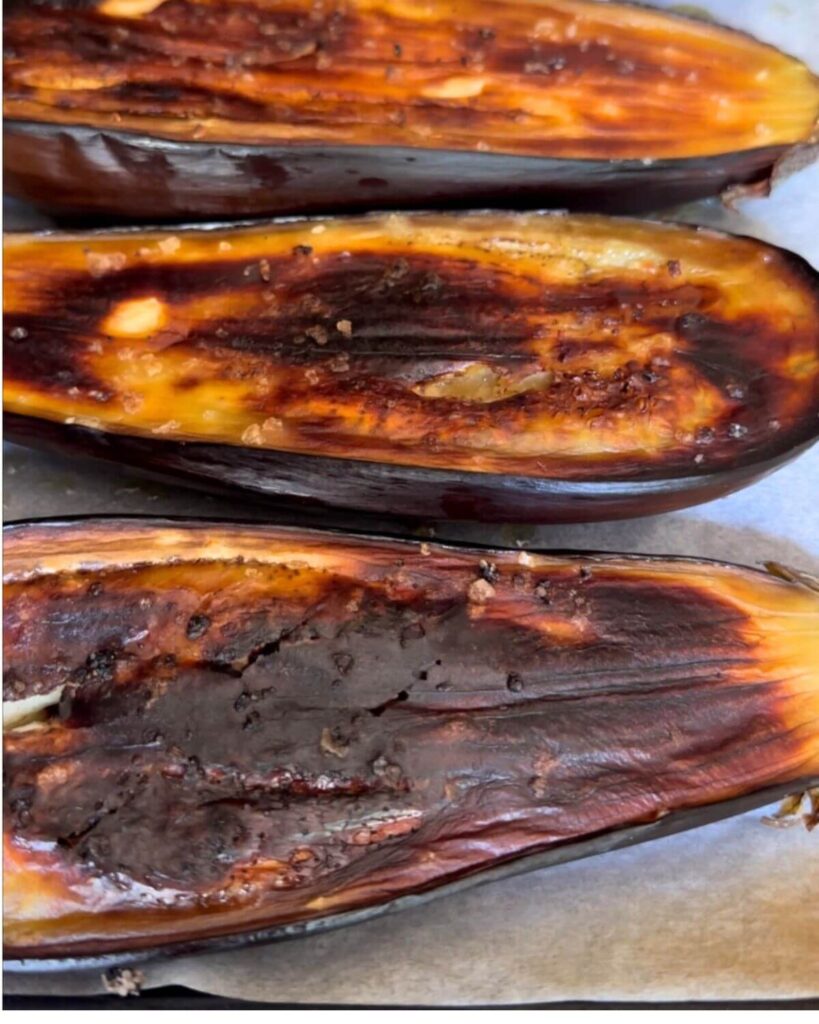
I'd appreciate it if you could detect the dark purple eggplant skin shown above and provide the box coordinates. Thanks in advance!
[1,779,806,974]
[5,412,816,524]
[2,121,793,222]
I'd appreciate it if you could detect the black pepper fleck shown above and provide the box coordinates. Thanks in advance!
[185,614,211,640]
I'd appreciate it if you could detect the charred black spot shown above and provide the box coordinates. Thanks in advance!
[674,311,792,436]
[4,313,101,394]
[111,82,185,104]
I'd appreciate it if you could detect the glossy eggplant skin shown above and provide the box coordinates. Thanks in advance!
[4,518,819,965]
[5,212,819,522]
[5,411,817,525]
[4,0,819,219]
[2,121,796,222]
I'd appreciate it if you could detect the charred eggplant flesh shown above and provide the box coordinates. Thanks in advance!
[4,212,819,521]
[4,0,818,217]
[5,520,819,961]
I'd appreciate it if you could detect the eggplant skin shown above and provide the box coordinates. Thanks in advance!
[4,519,819,961]
[1,120,797,223]
[4,212,819,523]
[4,0,819,219]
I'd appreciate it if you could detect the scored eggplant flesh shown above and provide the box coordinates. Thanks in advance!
[4,212,819,522]
[4,519,819,959]
[4,0,819,217]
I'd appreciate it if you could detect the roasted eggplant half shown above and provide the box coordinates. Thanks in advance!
[4,518,819,966]
[4,0,818,219]
[5,212,819,523]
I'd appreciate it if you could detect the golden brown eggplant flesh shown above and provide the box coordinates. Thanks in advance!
[5,212,819,522]
[4,518,819,964]
[4,0,819,218]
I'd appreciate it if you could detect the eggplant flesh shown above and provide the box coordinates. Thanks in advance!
[4,518,819,961]
[4,212,819,522]
[4,0,818,218]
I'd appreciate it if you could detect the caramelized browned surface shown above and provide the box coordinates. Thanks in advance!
[4,0,818,159]
[4,213,819,481]
[4,520,819,957]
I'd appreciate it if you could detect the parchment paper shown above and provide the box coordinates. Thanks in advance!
[4,0,818,1003]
